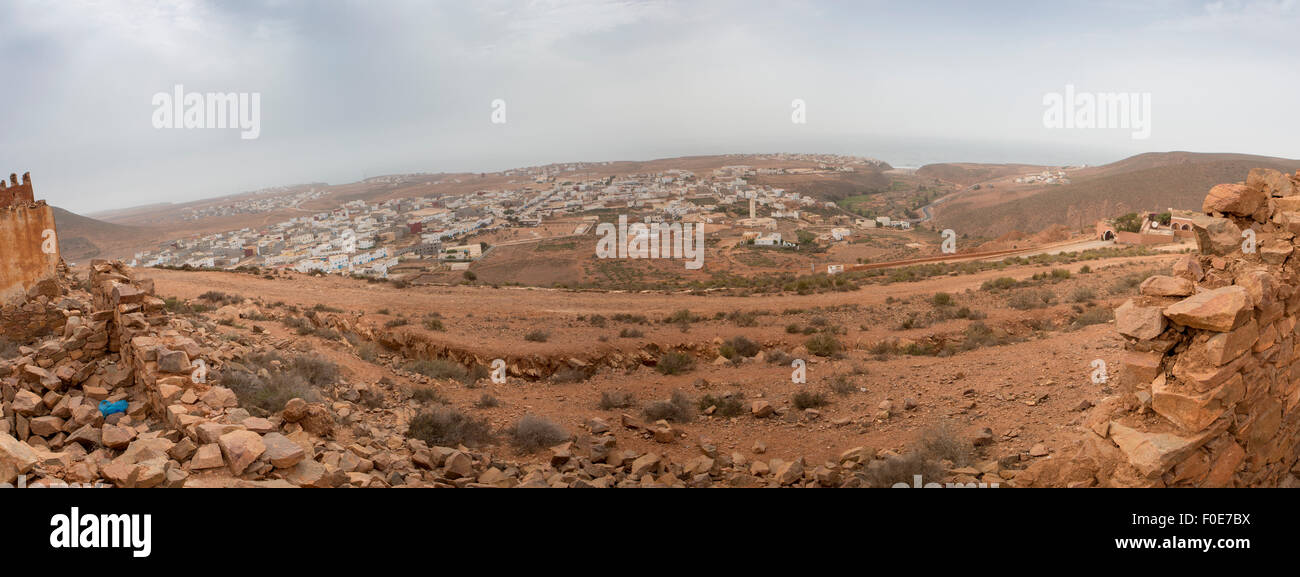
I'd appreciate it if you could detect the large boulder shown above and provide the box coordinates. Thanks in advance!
[1163,286,1251,332]
[1247,167,1295,197]
[1202,183,1265,216]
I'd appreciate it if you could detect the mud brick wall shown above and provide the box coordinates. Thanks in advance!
[0,172,34,208]
[0,200,59,304]
[1023,168,1300,487]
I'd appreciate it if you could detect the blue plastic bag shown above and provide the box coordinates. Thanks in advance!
[98,399,128,417]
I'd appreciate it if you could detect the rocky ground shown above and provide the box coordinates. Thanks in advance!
[0,243,1198,488]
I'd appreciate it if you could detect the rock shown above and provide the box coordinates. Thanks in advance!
[1108,421,1220,477]
[1163,286,1251,332]
[12,389,43,416]
[190,443,225,470]
[774,458,805,485]
[217,430,266,475]
[169,437,197,461]
[586,417,610,434]
[298,404,335,438]
[1139,275,1195,297]
[443,451,474,479]
[1029,444,1049,457]
[1203,320,1259,366]
[286,459,344,488]
[750,401,774,418]
[752,441,767,454]
[200,387,238,409]
[241,417,276,434]
[29,416,64,437]
[549,442,573,466]
[630,453,660,477]
[1247,167,1294,197]
[972,428,995,446]
[1152,374,1243,432]
[0,432,39,484]
[1203,182,1265,216]
[1114,301,1166,340]
[261,432,306,469]
[157,349,191,374]
[1191,214,1244,256]
[1171,254,1205,282]
[65,425,100,447]
[839,446,875,463]
[101,424,136,450]
[283,398,308,422]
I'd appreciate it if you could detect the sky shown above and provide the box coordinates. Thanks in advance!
[1,0,1299,213]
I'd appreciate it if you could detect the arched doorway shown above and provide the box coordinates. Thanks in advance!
[1101,230,1115,241]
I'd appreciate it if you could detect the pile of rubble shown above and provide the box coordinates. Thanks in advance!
[1022,168,1300,487]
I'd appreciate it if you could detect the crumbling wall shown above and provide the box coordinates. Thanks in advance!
[1022,168,1300,487]
[0,172,60,304]
[0,172,34,208]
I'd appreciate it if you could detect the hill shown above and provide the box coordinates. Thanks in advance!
[52,206,157,263]
[932,152,1300,238]
[916,163,1052,187]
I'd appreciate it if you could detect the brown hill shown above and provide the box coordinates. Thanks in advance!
[933,152,1300,238]
[52,206,158,263]
[916,162,1051,187]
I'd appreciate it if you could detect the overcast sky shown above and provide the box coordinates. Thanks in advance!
[2,0,1298,213]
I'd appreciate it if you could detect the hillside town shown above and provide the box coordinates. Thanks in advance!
[132,154,908,277]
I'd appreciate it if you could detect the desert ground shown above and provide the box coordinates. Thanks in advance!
[130,245,1181,481]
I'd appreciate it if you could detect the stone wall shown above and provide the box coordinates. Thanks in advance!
[1022,168,1300,487]
[0,172,60,304]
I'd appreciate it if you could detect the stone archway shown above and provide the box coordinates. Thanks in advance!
[1101,230,1115,241]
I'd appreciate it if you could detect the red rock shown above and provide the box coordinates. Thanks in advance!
[1163,286,1251,332]
[1202,182,1265,216]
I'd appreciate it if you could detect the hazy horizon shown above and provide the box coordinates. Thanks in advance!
[5,0,1300,213]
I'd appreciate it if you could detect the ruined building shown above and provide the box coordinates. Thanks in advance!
[0,172,61,304]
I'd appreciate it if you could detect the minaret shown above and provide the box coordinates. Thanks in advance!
[749,196,756,220]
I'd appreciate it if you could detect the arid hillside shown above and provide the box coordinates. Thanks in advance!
[52,206,157,263]
[933,152,1300,238]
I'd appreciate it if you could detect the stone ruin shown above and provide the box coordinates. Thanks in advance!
[0,171,60,305]
[1022,168,1300,487]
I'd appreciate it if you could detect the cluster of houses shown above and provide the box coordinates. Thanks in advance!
[179,185,328,221]
[1014,170,1072,185]
[136,154,910,278]
[134,193,500,277]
